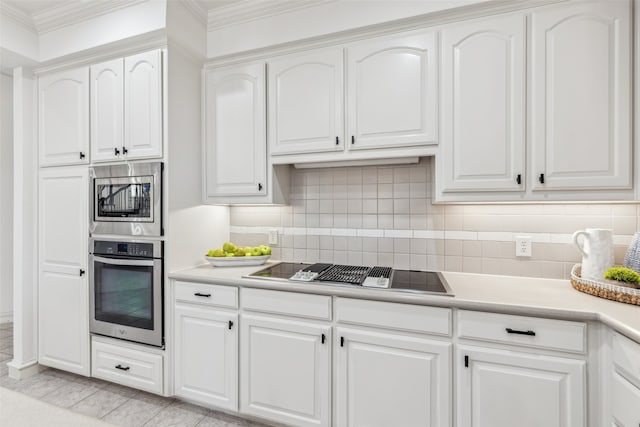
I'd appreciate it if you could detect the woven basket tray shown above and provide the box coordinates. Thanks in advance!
[570,264,640,306]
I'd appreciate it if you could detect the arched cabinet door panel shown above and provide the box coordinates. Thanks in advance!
[440,13,525,192]
[269,48,344,155]
[204,62,267,199]
[530,1,632,191]
[39,67,89,166]
[346,31,437,150]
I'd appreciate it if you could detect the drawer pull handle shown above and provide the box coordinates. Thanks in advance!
[321,333,326,344]
[115,364,130,371]
[506,328,536,336]
[228,320,233,330]
[194,292,211,298]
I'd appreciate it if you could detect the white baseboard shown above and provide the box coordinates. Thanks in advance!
[7,360,42,380]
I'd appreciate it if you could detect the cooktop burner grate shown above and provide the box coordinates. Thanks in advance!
[316,264,371,285]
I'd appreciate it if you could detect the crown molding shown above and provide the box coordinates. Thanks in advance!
[32,0,149,34]
[0,2,38,33]
[207,0,335,31]
[179,0,208,25]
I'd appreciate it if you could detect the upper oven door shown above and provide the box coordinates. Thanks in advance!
[90,162,162,236]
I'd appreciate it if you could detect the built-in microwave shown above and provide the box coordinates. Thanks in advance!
[90,162,162,236]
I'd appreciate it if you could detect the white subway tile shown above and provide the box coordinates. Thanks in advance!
[357,229,384,238]
[445,230,478,240]
[331,228,357,237]
[384,229,413,238]
[477,232,513,242]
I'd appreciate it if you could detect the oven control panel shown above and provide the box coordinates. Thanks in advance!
[93,240,159,259]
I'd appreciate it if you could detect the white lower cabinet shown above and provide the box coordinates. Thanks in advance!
[240,314,331,427]
[457,345,586,427]
[610,332,640,427]
[92,337,163,395]
[174,303,238,410]
[335,326,451,427]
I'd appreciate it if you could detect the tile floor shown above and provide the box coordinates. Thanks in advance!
[0,323,269,427]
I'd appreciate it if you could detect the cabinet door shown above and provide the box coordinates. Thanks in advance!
[38,68,89,166]
[174,303,238,410]
[611,371,640,427]
[38,167,89,376]
[268,48,344,155]
[335,327,451,427]
[240,314,330,427]
[124,50,163,160]
[204,63,267,198]
[530,1,631,191]
[440,14,525,192]
[457,345,586,427]
[91,58,124,163]
[346,31,437,150]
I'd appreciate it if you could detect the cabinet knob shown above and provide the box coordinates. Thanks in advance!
[516,174,521,185]
[321,333,326,344]
[351,135,355,145]
[122,146,128,155]
[335,136,339,145]
[79,269,85,276]
[258,183,263,191]
[538,173,545,184]
[228,320,233,330]
[340,336,344,347]
[79,152,85,159]
[114,147,120,156]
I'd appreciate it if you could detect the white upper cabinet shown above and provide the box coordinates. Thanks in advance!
[440,13,525,192]
[91,50,163,163]
[204,62,268,200]
[39,67,89,166]
[269,48,344,155]
[91,58,124,162]
[530,0,631,191]
[124,50,163,160]
[346,31,437,150]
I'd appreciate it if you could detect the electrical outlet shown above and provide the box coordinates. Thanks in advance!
[268,229,279,245]
[515,236,532,257]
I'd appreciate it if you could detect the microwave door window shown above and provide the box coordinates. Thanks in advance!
[95,264,154,330]
[96,182,152,219]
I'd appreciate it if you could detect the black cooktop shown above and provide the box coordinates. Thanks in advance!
[248,262,452,296]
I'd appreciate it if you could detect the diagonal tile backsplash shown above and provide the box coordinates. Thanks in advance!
[230,158,640,279]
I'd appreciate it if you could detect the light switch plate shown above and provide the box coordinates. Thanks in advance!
[268,229,278,245]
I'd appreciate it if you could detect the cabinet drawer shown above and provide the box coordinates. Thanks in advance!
[174,281,238,309]
[91,339,163,394]
[241,288,331,320]
[457,310,586,353]
[612,371,640,426]
[335,298,451,336]
[612,332,640,383]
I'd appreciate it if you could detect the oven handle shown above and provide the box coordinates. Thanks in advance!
[93,255,155,267]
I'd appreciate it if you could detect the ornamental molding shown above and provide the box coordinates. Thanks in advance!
[207,0,335,31]
[0,2,37,33]
[32,0,149,34]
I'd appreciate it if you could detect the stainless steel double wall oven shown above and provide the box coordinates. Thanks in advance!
[89,162,164,347]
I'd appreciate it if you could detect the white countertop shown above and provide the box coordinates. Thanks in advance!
[170,261,640,343]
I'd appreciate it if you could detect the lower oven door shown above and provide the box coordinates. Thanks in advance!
[90,255,163,347]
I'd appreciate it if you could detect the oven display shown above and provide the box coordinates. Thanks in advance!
[117,243,127,253]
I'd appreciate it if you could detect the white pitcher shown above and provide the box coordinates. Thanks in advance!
[572,228,614,280]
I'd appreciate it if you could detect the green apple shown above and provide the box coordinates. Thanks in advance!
[207,248,225,257]
[225,252,235,257]
[222,241,237,253]
[234,248,246,257]
[251,247,262,256]
[259,245,272,255]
